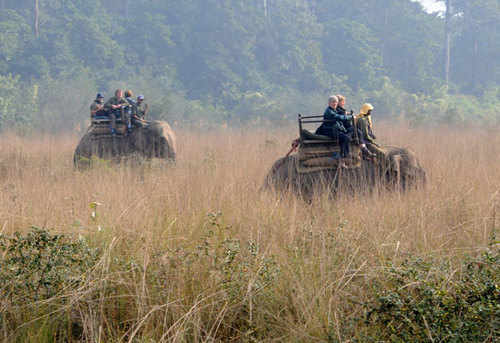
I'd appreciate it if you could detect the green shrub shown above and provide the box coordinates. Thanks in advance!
[363,249,499,342]
[0,227,99,304]
[0,227,100,340]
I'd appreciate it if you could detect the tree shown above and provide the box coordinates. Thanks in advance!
[33,0,39,37]
[0,9,31,73]
[451,0,500,93]
[445,0,452,87]
[0,0,497,129]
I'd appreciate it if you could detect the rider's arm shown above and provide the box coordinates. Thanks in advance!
[336,112,352,121]
[323,107,353,124]
[90,103,101,116]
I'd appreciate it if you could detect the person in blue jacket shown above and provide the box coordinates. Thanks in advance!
[315,95,355,159]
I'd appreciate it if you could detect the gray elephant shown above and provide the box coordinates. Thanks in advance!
[74,120,176,169]
[263,145,426,198]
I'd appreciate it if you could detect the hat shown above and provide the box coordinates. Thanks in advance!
[359,103,374,116]
[137,95,145,100]
[96,93,104,99]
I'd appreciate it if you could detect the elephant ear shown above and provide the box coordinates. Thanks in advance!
[385,147,426,189]
[390,155,402,183]
[131,121,177,160]
[263,155,299,191]
[404,150,420,169]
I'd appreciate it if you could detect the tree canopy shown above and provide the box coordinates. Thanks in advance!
[0,0,498,130]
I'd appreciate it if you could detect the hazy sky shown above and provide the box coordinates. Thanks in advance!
[416,0,445,13]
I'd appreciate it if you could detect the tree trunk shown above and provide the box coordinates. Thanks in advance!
[381,7,389,65]
[473,36,478,90]
[34,0,40,38]
[444,0,451,88]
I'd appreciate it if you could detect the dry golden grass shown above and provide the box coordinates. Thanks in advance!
[0,124,498,341]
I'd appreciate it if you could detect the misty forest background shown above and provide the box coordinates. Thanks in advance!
[0,0,498,132]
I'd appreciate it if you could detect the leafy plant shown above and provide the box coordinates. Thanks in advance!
[363,249,500,342]
[0,227,99,304]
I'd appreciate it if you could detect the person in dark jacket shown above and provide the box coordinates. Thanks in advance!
[336,94,346,115]
[123,90,136,131]
[90,93,106,120]
[104,89,128,134]
[336,94,355,133]
[124,90,135,107]
[315,95,355,160]
[315,95,338,137]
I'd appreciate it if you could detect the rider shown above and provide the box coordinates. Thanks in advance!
[124,90,135,106]
[336,95,346,115]
[135,95,148,119]
[316,95,355,161]
[336,94,355,137]
[356,103,382,158]
[104,89,128,135]
[130,94,149,127]
[123,90,136,131]
[90,93,105,119]
[315,95,338,137]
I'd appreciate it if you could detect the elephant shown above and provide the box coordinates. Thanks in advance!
[263,145,426,198]
[73,120,176,169]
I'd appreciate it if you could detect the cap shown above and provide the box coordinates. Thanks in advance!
[96,93,104,99]
[138,95,145,100]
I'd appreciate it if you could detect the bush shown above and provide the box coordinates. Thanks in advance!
[0,227,98,305]
[363,248,499,342]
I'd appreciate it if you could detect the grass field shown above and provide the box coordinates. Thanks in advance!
[0,125,498,342]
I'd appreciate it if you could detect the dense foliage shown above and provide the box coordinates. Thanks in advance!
[0,0,498,130]
[0,227,98,303]
[0,227,99,340]
[364,250,499,342]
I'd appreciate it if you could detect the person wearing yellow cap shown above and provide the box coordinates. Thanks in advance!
[356,103,383,158]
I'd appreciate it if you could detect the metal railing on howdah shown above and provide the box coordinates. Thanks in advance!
[298,113,339,142]
[297,113,360,145]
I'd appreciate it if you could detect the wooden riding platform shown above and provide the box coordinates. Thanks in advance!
[296,114,361,173]
[89,117,127,137]
[85,118,132,158]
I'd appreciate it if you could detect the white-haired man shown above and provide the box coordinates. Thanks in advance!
[315,95,355,160]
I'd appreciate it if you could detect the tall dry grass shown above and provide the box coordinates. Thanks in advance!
[0,124,498,341]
